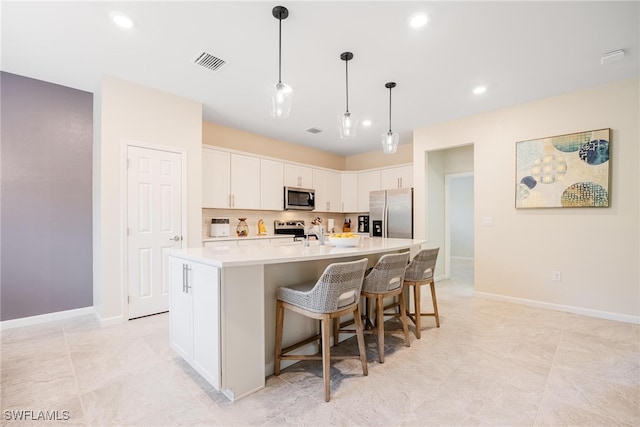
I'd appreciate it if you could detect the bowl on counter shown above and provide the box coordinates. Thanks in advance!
[328,234,360,247]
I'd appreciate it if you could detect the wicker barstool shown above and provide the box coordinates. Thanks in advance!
[359,252,411,363]
[403,248,440,338]
[274,258,369,402]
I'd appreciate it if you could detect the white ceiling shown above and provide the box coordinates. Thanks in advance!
[2,1,638,156]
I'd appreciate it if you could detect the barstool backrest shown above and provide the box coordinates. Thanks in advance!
[405,248,440,282]
[363,252,411,293]
[284,258,368,313]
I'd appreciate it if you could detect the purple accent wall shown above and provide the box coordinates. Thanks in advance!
[1,72,93,321]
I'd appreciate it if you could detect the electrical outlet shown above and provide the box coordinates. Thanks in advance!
[552,271,562,282]
[482,216,493,226]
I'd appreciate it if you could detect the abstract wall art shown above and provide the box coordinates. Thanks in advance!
[515,128,610,208]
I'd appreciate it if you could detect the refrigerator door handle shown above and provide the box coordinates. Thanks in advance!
[383,203,388,238]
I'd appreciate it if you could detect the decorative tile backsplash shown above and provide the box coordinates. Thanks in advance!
[202,209,358,239]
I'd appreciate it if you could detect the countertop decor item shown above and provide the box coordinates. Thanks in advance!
[328,233,360,247]
[382,82,399,154]
[268,6,293,118]
[236,218,249,237]
[257,219,268,235]
[338,51,358,139]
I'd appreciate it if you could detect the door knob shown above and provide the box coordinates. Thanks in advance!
[170,235,182,241]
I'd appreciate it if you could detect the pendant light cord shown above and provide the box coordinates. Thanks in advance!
[278,16,282,84]
[388,86,392,133]
[345,59,349,113]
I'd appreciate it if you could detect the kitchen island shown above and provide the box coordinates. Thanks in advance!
[168,237,425,401]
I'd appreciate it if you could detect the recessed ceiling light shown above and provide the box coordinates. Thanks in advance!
[473,86,487,95]
[110,11,134,29]
[362,120,372,127]
[408,13,429,28]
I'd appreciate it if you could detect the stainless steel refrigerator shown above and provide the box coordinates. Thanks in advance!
[369,188,413,238]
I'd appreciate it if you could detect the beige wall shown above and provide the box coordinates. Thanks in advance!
[345,143,413,170]
[94,76,202,324]
[203,121,345,170]
[203,120,412,171]
[414,78,639,322]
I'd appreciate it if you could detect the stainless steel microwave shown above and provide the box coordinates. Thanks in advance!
[284,187,315,211]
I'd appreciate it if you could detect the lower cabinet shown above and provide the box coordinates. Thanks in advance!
[169,256,220,389]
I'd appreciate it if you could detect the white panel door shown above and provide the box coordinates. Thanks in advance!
[128,145,182,319]
[341,172,358,212]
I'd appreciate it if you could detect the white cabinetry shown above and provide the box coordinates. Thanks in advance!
[381,165,413,190]
[260,159,284,211]
[169,256,220,388]
[230,154,260,209]
[341,172,358,213]
[312,169,341,212]
[202,148,260,209]
[357,170,381,213]
[202,149,231,208]
[284,164,313,188]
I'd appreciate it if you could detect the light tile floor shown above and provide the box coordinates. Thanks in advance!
[2,260,639,426]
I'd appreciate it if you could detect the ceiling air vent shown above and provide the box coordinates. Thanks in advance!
[192,51,227,72]
[306,127,323,134]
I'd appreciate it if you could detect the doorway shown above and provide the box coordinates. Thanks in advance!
[445,173,474,284]
[425,144,474,283]
[126,145,183,319]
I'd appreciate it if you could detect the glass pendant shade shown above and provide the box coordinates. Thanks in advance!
[338,112,358,139]
[381,130,399,154]
[269,82,293,119]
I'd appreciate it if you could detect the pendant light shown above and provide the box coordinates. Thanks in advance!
[338,52,358,139]
[269,6,292,119]
[382,82,399,154]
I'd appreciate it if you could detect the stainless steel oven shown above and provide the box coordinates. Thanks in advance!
[284,187,315,211]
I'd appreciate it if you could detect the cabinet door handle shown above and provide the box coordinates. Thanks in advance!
[228,194,232,208]
[182,264,186,293]
[185,265,192,293]
[399,177,402,188]
[231,194,235,208]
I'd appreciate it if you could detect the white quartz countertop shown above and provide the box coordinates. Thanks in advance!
[171,237,425,268]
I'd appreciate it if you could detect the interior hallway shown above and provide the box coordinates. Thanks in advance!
[2,259,638,426]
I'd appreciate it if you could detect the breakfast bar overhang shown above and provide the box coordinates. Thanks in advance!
[168,237,425,401]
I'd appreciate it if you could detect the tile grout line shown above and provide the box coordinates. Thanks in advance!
[531,324,565,426]
[61,321,89,426]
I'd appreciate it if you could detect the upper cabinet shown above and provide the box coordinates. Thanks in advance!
[313,168,341,212]
[202,148,260,209]
[380,165,413,190]
[202,149,231,208]
[284,164,313,188]
[203,146,412,214]
[341,172,358,213]
[230,154,260,209]
[357,170,381,213]
[260,159,284,211]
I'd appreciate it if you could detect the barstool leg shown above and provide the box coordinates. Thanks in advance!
[430,280,440,328]
[414,284,422,339]
[398,291,410,347]
[353,305,368,376]
[274,300,284,375]
[376,295,385,363]
[321,314,331,402]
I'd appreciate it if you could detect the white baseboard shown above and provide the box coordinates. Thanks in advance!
[0,306,96,330]
[94,312,125,327]
[474,291,640,325]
